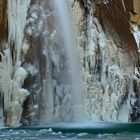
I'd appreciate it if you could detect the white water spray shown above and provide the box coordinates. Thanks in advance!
[53,0,85,121]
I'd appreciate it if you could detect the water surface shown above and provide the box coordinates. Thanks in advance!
[0,128,140,140]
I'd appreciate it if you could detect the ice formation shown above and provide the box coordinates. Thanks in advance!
[0,0,31,126]
[80,7,133,122]
[132,25,140,51]
[8,0,31,63]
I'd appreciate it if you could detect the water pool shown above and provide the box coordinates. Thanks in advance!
[1,123,140,140]
[0,129,140,140]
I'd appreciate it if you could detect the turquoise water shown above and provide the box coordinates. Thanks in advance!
[0,129,140,140]
[1,123,140,140]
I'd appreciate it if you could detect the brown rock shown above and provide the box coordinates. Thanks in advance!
[97,0,138,62]
[0,0,8,42]
[130,0,140,25]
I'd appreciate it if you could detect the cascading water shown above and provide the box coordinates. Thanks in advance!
[40,0,85,123]
[51,0,85,121]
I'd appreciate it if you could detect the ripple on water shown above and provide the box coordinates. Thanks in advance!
[0,129,140,140]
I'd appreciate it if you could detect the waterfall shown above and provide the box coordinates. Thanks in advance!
[50,0,85,121]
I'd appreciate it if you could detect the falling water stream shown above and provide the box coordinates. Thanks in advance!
[52,0,85,121]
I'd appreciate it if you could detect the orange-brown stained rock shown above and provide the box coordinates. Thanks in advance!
[0,0,8,42]
[130,0,140,25]
[97,0,138,62]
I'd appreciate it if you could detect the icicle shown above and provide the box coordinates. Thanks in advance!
[8,0,31,64]
[0,48,12,111]
[132,25,140,51]
[0,0,32,126]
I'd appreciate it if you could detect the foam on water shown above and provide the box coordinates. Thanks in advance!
[0,128,139,140]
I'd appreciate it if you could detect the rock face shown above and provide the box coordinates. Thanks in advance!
[71,0,140,121]
[0,0,8,42]
[22,0,48,125]
[131,0,140,25]
[98,0,138,61]
[70,0,132,121]
[96,0,140,121]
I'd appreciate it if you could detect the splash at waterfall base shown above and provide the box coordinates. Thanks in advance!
[2,124,140,140]
[6,122,140,134]
[0,0,140,127]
